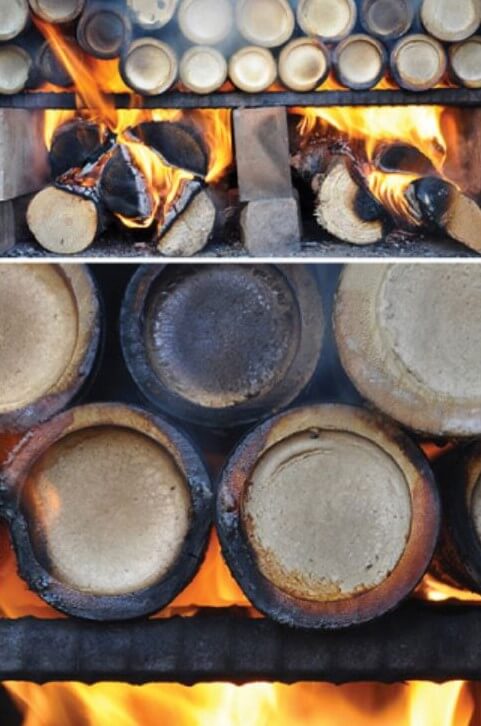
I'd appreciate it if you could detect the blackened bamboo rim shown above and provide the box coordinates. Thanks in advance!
[334,264,481,438]
[0,403,212,621]
[0,264,102,434]
[217,404,440,630]
[120,265,324,429]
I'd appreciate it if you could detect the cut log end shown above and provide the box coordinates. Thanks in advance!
[157,189,216,257]
[27,187,99,255]
[314,158,383,245]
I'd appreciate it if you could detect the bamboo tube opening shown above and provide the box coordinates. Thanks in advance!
[29,0,85,23]
[0,45,31,94]
[278,38,329,91]
[77,7,129,59]
[236,0,295,48]
[126,0,178,29]
[297,0,357,42]
[450,37,481,88]
[361,0,413,40]
[180,46,227,94]
[335,34,385,89]
[0,0,29,42]
[229,46,277,93]
[391,34,446,91]
[421,0,481,43]
[121,38,177,95]
[178,0,234,45]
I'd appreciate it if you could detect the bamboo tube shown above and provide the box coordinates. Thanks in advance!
[334,263,481,437]
[76,4,130,59]
[278,38,329,91]
[236,0,295,48]
[297,0,357,42]
[217,404,440,629]
[178,0,234,45]
[450,37,481,88]
[391,34,446,91]
[360,0,414,40]
[126,0,179,29]
[120,38,177,95]
[29,0,85,23]
[36,39,73,88]
[180,45,227,93]
[229,46,277,93]
[421,0,481,43]
[0,0,29,42]
[0,264,101,433]
[334,34,386,90]
[0,45,32,94]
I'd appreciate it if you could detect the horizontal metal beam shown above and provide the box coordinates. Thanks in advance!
[1,603,481,684]
[2,88,481,110]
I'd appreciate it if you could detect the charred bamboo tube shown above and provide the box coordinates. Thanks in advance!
[0,404,212,620]
[36,40,73,88]
[178,0,234,45]
[26,186,104,254]
[120,38,177,95]
[229,46,277,93]
[278,38,329,91]
[236,0,295,48]
[179,46,227,94]
[0,45,32,94]
[120,265,324,428]
[126,0,179,30]
[450,37,481,88]
[421,0,481,43]
[0,264,101,433]
[391,34,446,91]
[432,445,481,594]
[76,4,130,60]
[334,34,386,90]
[217,404,439,629]
[360,0,414,40]
[334,263,481,437]
[29,0,85,23]
[0,0,29,42]
[297,0,357,42]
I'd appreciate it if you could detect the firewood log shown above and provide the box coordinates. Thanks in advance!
[128,121,208,177]
[49,119,111,178]
[99,145,154,224]
[157,188,216,257]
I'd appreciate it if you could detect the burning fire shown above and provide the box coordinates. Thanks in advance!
[294,105,452,222]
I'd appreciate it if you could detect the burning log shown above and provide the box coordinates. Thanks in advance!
[217,404,440,629]
[278,38,329,92]
[49,118,110,178]
[129,120,208,177]
[314,157,384,245]
[76,3,131,59]
[405,176,481,254]
[374,143,437,176]
[236,0,295,48]
[0,109,50,200]
[0,44,32,94]
[431,445,481,595]
[126,0,179,30]
[157,188,216,257]
[0,264,101,432]
[450,38,481,88]
[36,39,73,88]
[120,38,178,95]
[334,34,386,90]
[229,46,277,93]
[297,0,357,41]
[0,0,29,42]
[120,265,323,428]
[179,46,228,94]
[421,0,481,42]
[29,0,85,23]
[391,34,447,91]
[99,145,154,223]
[26,186,105,254]
[334,263,481,436]
[178,0,234,45]
[0,404,212,620]
[360,0,414,40]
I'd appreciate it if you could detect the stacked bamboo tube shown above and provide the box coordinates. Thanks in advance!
[0,0,480,94]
